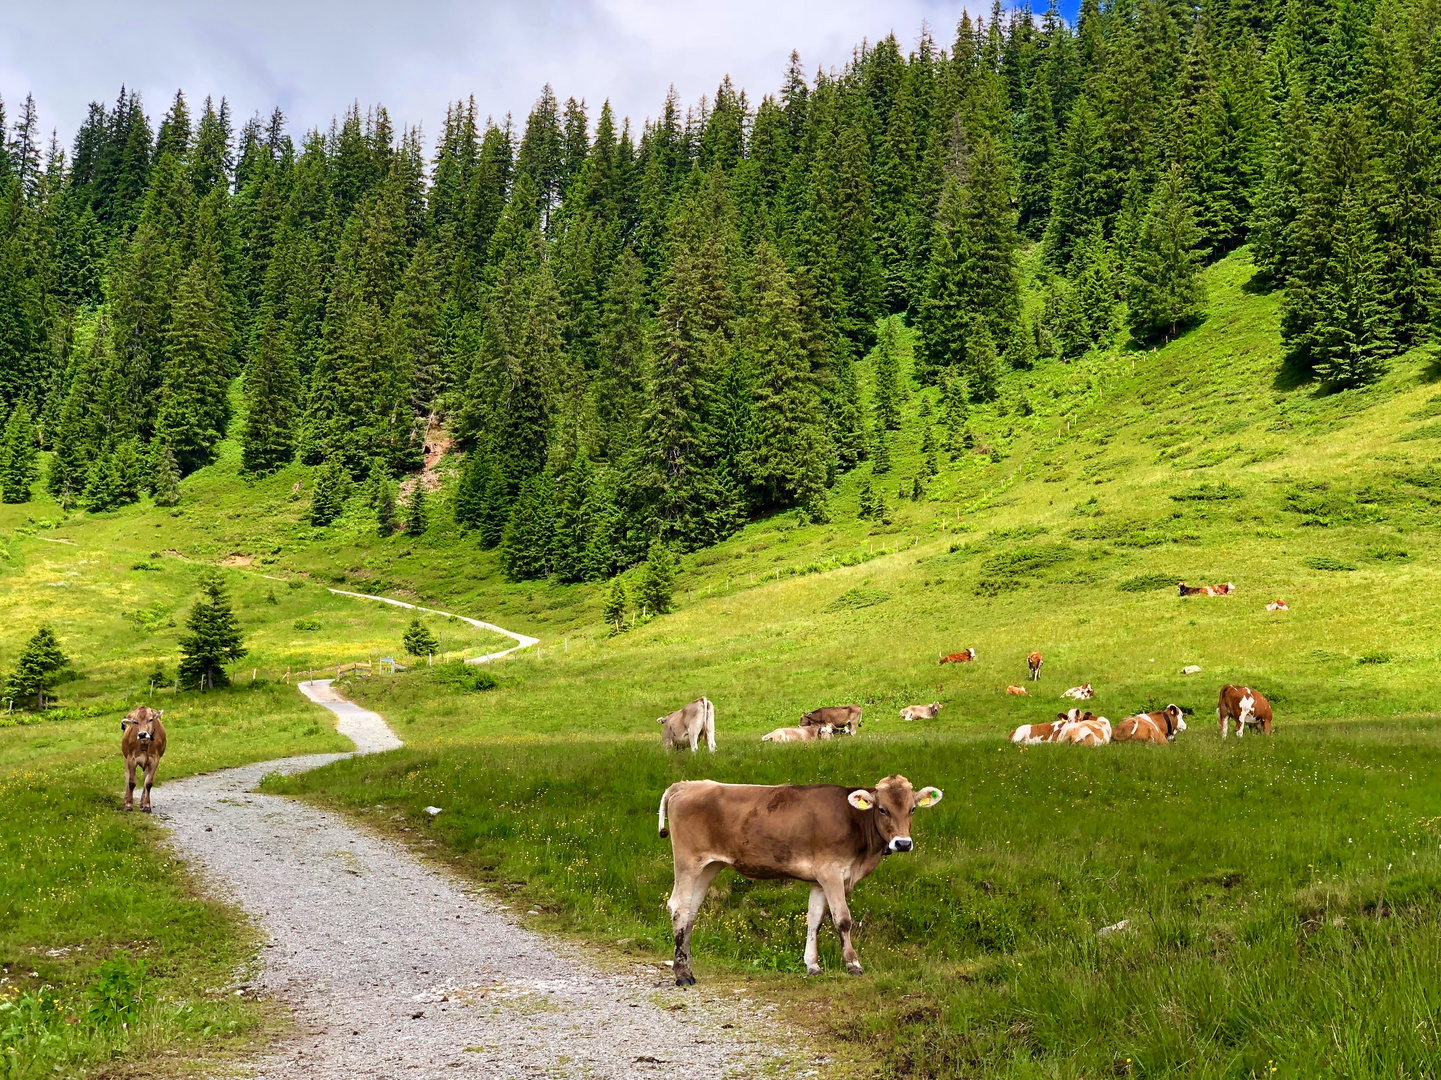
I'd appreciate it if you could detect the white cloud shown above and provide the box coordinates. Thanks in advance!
[1,1,1019,153]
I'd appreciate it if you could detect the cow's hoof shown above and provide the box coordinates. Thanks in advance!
[141,807,152,814]
[674,976,696,987]
[846,964,864,976]
[806,965,822,976]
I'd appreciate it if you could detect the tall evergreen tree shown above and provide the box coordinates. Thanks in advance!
[0,401,39,503]
[1128,165,1209,339]
[240,317,300,474]
[5,624,69,709]
[156,253,232,475]
[177,569,247,690]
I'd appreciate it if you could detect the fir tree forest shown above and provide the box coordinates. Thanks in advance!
[0,0,1438,583]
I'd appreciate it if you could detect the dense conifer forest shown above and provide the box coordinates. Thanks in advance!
[0,0,1437,581]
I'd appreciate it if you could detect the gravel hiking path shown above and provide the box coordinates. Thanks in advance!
[326,589,540,664]
[158,678,794,1079]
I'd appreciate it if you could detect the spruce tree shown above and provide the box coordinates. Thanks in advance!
[177,570,247,691]
[873,317,903,430]
[738,243,827,511]
[967,327,1001,403]
[5,624,70,709]
[149,443,182,507]
[500,475,555,581]
[872,425,892,474]
[375,477,397,537]
[402,617,439,657]
[0,401,38,503]
[310,459,350,526]
[155,254,232,476]
[240,317,300,474]
[636,540,676,616]
[404,482,429,535]
[453,450,487,532]
[1129,166,1209,340]
[1292,188,1397,389]
[603,577,628,633]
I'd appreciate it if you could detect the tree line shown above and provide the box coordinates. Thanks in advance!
[0,0,1436,581]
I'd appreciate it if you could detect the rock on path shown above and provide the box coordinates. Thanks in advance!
[159,680,785,1079]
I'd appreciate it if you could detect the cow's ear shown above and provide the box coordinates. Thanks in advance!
[915,787,943,808]
[847,790,874,811]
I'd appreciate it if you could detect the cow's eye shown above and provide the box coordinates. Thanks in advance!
[877,806,889,816]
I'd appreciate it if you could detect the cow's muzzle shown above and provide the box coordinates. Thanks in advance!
[138,732,153,741]
[889,837,913,853]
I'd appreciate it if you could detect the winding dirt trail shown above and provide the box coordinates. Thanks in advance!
[158,627,792,1077]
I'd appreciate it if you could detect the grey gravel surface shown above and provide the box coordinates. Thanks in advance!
[158,680,793,1079]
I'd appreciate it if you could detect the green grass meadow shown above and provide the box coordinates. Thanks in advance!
[5,249,1441,1076]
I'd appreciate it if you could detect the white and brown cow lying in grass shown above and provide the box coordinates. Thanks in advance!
[1113,705,1186,743]
[1010,710,1110,746]
[1061,683,1094,700]
[762,723,835,743]
[658,775,942,983]
[658,697,716,752]
[1218,685,1273,737]
[899,702,942,722]
[1178,582,1235,597]
[120,705,167,812]
[939,649,976,664]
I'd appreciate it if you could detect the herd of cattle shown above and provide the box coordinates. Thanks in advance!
[654,662,1276,755]
[112,632,1277,987]
[651,661,1276,983]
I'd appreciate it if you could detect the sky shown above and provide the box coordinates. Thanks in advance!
[0,0,1069,156]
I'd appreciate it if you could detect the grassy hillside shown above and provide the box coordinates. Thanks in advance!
[5,249,1441,1077]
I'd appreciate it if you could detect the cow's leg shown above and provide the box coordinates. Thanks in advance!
[123,757,137,810]
[818,874,863,975]
[141,759,157,812]
[704,703,716,753]
[669,860,723,986]
[1236,718,1245,739]
[802,883,827,975]
[1263,715,1272,735]
[1219,709,1228,739]
[688,725,699,752]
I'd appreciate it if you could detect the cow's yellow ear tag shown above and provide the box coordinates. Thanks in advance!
[847,790,874,810]
[915,787,943,808]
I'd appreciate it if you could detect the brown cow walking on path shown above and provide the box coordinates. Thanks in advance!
[657,776,943,983]
[121,705,167,812]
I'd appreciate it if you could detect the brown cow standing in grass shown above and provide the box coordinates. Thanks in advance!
[1218,685,1273,738]
[120,705,167,812]
[657,775,943,983]
[801,704,862,736]
[658,697,716,752]
[1027,652,1044,681]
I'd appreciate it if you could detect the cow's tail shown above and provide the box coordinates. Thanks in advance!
[658,783,682,839]
[703,696,716,752]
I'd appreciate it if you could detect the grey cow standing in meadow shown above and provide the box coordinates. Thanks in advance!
[658,697,716,752]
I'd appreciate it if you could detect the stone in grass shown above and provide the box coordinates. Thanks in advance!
[1182,665,1202,675]
[424,806,443,817]
[1098,919,1130,936]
